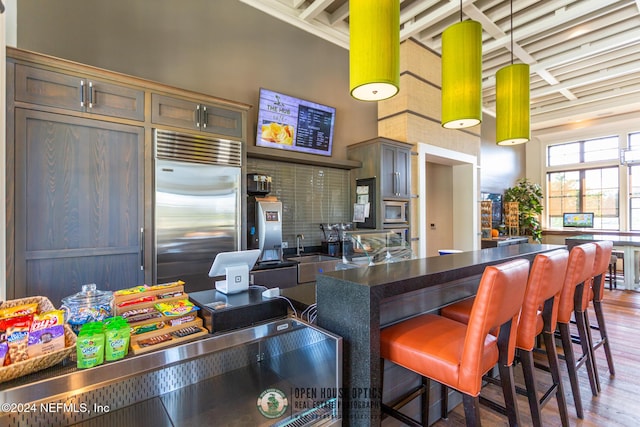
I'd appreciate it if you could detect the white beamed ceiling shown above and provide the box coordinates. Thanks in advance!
[240,0,640,132]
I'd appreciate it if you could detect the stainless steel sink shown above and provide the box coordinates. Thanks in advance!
[288,254,340,283]
[288,254,337,263]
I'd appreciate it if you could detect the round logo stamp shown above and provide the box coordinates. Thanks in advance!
[257,388,288,419]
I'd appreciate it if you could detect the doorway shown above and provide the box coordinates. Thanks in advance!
[416,144,478,258]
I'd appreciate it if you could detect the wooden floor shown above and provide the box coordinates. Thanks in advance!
[430,289,640,427]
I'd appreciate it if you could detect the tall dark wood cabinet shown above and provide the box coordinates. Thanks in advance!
[14,110,144,305]
[6,48,250,305]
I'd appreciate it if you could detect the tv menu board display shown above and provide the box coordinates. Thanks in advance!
[256,88,335,157]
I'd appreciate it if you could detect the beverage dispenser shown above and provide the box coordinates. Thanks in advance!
[247,174,283,264]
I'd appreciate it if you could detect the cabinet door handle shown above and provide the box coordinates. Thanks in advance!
[140,227,145,271]
[88,81,94,108]
[80,80,85,107]
[195,105,201,128]
[395,172,400,196]
[202,106,208,128]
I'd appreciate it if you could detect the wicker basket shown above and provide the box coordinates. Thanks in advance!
[0,296,77,383]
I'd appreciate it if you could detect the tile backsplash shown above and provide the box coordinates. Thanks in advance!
[246,158,351,249]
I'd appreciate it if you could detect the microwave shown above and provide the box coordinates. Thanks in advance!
[383,226,409,243]
[383,200,408,223]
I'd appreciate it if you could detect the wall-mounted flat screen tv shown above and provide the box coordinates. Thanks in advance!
[563,212,594,228]
[256,88,335,157]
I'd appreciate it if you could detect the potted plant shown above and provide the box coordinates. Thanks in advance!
[504,178,543,243]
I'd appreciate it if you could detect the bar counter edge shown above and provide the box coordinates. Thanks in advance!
[315,243,566,426]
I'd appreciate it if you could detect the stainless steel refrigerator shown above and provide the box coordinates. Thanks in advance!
[154,129,242,292]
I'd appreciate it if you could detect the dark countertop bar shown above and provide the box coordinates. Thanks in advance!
[565,234,640,246]
[315,243,565,426]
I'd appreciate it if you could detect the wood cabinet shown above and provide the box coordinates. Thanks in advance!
[15,64,145,121]
[6,48,250,305]
[347,137,413,230]
[151,93,243,138]
[381,143,411,199]
[14,109,145,305]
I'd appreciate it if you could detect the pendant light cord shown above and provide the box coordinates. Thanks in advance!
[460,0,463,22]
[510,0,514,65]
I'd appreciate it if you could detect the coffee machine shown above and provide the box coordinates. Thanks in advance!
[247,174,283,264]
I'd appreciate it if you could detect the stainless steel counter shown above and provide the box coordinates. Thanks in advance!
[0,318,342,427]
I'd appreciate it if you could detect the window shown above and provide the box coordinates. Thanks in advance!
[546,136,620,230]
[547,136,619,167]
[547,168,619,229]
[628,132,640,230]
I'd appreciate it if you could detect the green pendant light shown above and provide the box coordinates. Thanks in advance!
[441,2,482,129]
[496,0,530,145]
[496,64,530,145]
[349,0,400,101]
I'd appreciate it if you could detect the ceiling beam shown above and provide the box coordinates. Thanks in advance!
[238,0,349,49]
[298,0,334,21]
[400,0,472,41]
[328,1,348,25]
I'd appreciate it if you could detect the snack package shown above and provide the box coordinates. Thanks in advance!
[121,308,162,324]
[0,341,8,366]
[156,290,184,299]
[0,303,38,320]
[168,314,196,327]
[76,322,105,369]
[113,285,149,297]
[148,280,185,291]
[30,310,64,332]
[116,295,156,308]
[0,314,33,342]
[130,322,165,335]
[154,299,199,317]
[27,310,66,358]
[104,317,130,362]
[6,317,32,364]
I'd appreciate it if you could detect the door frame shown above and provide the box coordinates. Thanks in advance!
[416,143,478,258]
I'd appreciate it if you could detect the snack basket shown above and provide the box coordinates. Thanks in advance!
[0,296,76,384]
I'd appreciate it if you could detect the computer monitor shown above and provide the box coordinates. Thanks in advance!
[208,249,261,294]
[562,212,594,228]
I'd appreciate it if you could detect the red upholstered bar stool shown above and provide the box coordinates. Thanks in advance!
[589,240,616,390]
[380,259,530,427]
[440,249,571,427]
[555,242,599,419]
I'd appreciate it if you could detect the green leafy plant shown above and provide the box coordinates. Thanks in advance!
[504,178,543,243]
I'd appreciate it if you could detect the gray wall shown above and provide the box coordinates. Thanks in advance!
[16,0,378,160]
[479,114,526,194]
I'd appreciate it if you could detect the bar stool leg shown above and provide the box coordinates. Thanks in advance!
[421,376,429,425]
[577,309,601,394]
[593,299,616,376]
[520,350,542,427]
[542,329,570,427]
[558,322,584,418]
[498,362,521,427]
[462,394,482,426]
[441,383,449,420]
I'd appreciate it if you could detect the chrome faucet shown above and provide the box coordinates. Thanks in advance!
[296,234,305,256]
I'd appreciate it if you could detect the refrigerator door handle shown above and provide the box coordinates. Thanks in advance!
[140,227,145,271]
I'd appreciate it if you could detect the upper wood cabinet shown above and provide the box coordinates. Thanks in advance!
[15,64,145,121]
[348,137,413,201]
[381,143,411,199]
[151,93,243,138]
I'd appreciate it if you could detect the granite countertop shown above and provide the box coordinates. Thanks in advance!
[319,243,565,298]
[566,234,640,245]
